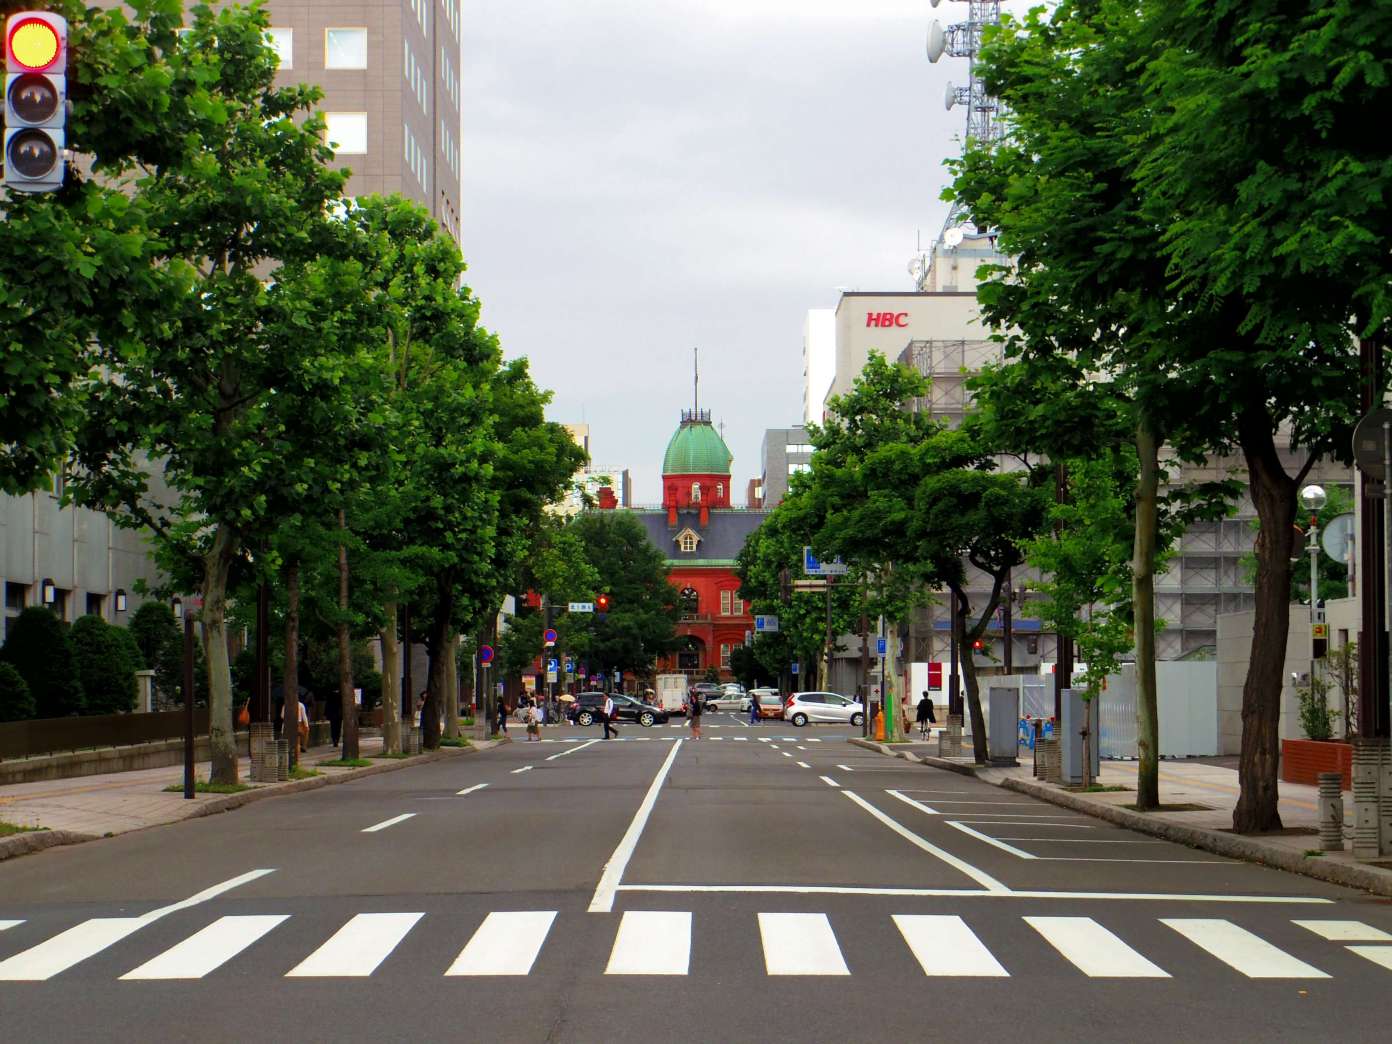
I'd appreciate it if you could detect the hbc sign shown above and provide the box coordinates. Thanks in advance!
[865,312,909,328]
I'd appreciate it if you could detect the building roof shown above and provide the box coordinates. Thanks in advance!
[625,508,769,564]
[662,412,733,476]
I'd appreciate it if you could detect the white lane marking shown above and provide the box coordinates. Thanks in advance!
[759,738,772,743]
[669,724,681,728]
[617,884,1332,903]
[287,913,423,977]
[1025,917,1169,978]
[797,746,808,751]
[894,914,1008,977]
[1161,919,1329,978]
[1347,946,1392,971]
[836,765,855,772]
[546,738,601,761]
[0,868,275,981]
[807,738,822,742]
[0,920,21,932]
[947,821,1037,860]
[769,746,780,751]
[797,762,811,769]
[758,913,849,976]
[841,792,1010,893]
[886,790,939,816]
[588,739,684,913]
[819,776,841,788]
[952,819,1095,827]
[447,911,556,976]
[781,752,793,758]
[121,915,287,980]
[605,911,691,975]
[362,813,416,834]
[993,837,1163,843]
[457,783,489,796]
[1294,920,1392,942]
[511,766,533,774]
[710,736,724,741]
[925,800,1039,806]
[733,737,748,742]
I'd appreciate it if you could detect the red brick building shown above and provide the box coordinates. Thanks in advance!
[595,409,769,680]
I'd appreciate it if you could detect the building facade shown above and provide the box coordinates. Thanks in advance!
[758,426,813,510]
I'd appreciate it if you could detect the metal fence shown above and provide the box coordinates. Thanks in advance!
[0,708,211,760]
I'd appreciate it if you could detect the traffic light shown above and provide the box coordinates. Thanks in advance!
[5,12,66,193]
[971,639,985,652]
[595,593,611,612]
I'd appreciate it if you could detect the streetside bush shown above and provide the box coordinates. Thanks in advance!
[0,607,83,717]
[69,614,138,715]
[0,662,34,722]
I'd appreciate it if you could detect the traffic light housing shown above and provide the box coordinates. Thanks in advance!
[4,12,66,193]
[595,593,611,614]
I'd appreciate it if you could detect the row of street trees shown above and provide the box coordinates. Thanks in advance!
[0,2,583,781]
[944,0,1391,830]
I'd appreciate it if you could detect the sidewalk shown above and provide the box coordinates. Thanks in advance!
[852,737,1392,897]
[0,734,504,861]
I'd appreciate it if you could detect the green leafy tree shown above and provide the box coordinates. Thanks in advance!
[69,615,138,716]
[0,662,35,723]
[0,607,82,718]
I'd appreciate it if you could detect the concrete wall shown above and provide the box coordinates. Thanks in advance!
[1217,606,1309,755]
[827,291,982,406]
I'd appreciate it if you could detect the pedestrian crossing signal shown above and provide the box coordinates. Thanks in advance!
[4,13,66,193]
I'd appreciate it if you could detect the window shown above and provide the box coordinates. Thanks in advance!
[85,593,104,618]
[324,113,367,155]
[720,643,731,668]
[679,587,699,613]
[691,483,701,504]
[265,28,292,68]
[3,582,26,640]
[716,483,724,500]
[720,590,732,616]
[786,443,815,456]
[679,532,698,553]
[324,28,368,70]
[789,462,811,476]
[733,597,744,616]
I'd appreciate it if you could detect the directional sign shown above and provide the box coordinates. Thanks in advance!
[543,628,558,647]
[568,602,594,613]
[754,615,779,633]
[478,644,495,665]
[792,579,828,592]
[803,546,848,577]
[791,661,799,676]
[876,637,887,656]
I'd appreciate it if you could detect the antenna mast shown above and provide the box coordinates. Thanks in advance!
[693,346,699,413]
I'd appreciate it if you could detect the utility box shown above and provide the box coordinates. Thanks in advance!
[987,685,1019,766]
[1059,688,1099,785]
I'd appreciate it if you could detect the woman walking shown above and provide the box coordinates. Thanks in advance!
[688,692,703,739]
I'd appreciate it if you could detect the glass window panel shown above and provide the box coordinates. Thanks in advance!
[324,113,367,154]
[265,28,292,68]
[325,27,368,69]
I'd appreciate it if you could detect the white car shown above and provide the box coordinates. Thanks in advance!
[703,686,751,712]
[783,691,865,727]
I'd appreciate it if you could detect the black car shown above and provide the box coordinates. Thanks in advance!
[571,692,669,728]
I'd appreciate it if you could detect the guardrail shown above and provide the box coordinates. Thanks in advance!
[0,708,212,761]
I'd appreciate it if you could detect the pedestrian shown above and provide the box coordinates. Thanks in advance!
[602,692,618,740]
[495,699,509,737]
[749,694,760,725]
[688,692,703,739]
[297,695,310,754]
[525,700,541,742]
[917,690,936,738]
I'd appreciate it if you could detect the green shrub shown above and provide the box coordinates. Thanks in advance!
[0,607,82,717]
[1296,674,1337,742]
[0,662,35,722]
[70,615,138,715]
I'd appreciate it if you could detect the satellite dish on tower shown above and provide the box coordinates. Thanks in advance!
[945,82,957,110]
[926,21,946,63]
[944,227,965,248]
[908,256,925,279]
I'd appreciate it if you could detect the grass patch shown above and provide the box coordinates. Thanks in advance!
[0,821,45,836]
[439,737,471,748]
[372,752,412,760]
[317,757,371,768]
[1078,784,1131,793]
[1304,849,1324,858]
[458,717,475,727]
[161,779,252,794]
[289,766,321,780]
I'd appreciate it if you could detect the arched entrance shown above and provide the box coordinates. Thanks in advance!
[677,634,705,672]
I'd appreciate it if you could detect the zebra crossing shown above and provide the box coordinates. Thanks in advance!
[532,733,818,742]
[0,909,1387,983]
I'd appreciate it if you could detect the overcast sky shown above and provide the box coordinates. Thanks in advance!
[462,0,986,500]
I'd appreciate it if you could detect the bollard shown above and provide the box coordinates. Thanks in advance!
[947,714,963,758]
[276,739,289,782]
[1317,772,1344,852]
[249,722,275,782]
[1352,738,1384,860]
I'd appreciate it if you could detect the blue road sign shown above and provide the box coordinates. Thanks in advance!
[876,637,887,656]
[546,658,559,672]
[803,546,849,577]
[754,615,779,633]
[791,661,799,675]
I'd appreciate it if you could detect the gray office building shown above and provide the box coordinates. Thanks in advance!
[759,427,814,509]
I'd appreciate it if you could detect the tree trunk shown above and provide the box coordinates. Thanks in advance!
[283,559,300,770]
[954,585,990,764]
[201,524,240,785]
[1132,418,1161,811]
[381,601,401,754]
[421,574,454,750]
[442,631,460,740]
[1234,405,1298,833]
[337,509,358,760]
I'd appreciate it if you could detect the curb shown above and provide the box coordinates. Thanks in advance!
[0,828,98,863]
[847,737,1392,898]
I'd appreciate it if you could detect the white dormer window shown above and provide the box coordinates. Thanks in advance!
[691,483,701,503]
[679,532,698,553]
[716,482,724,500]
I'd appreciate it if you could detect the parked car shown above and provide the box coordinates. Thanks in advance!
[783,691,865,727]
[750,688,784,719]
[690,681,722,702]
[702,686,750,712]
[572,692,669,728]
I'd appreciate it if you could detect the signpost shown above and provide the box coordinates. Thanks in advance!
[546,657,559,684]
[543,628,558,647]
[568,602,594,613]
[876,637,887,656]
[792,579,827,592]
[754,615,780,633]
[803,547,848,576]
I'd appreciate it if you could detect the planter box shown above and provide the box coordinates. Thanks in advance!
[1281,738,1352,790]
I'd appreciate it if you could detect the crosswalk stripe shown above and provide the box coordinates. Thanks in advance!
[1162,919,1328,978]
[893,914,1008,977]
[121,915,288,980]
[1294,920,1392,942]
[447,911,556,976]
[1025,917,1169,978]
[758,913,849,976]
[286,913,422,977]
[1346,946,1392,971]
[0,918,144,981]
[0,920,21,932]
[605,911,690,975]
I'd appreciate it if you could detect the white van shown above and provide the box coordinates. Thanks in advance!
[654,674,689,717]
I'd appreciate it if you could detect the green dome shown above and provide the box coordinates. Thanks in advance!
[662,412,732,475]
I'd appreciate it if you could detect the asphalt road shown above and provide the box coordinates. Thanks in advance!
[2,713,1390,1043]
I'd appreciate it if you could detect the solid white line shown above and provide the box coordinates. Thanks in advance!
[546,738,601,761]
[1161,919,1329,978]
[1294,920,1392,942]
[362,813,416,833]
[122,915,288,980]
[447,911,556,976]
[947,821,1037,860]
[616,884,1332,904]
[1025,917,1169,978]
[952,819,1095,827]
[457,783,489,796]
[894,914,1008,977]
[819,776,841,788]
[144,869,276,921]
[511,765,533,774]
[588,738,684,913]
[842,792,1010,892]
[1348,946,1392,971]
[926,800,1039,806]
[287,913,423,977]
[886,790,939,816]
[605,911,691,975]
[797,762,811,769]
[758,913,849,976]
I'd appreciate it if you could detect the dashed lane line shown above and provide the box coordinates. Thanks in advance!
[456,783,489,797]
[362,813,416,834]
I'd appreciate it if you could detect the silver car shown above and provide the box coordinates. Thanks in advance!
[703,685,751,712]
[783,691,865,727]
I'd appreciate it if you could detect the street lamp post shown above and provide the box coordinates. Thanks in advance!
[1301,484,1328,697]
[174,598,194,799]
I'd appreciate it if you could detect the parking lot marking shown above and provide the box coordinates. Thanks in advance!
[947,821,1037,859]
[589,739,684,913]
[819,776,841,788]
[842,792,1010,893]
[886,789,939,816]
